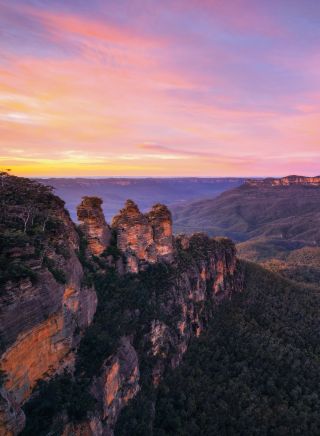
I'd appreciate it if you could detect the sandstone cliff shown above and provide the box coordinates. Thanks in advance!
[246,175,320,187]
[61,233,241,435]
[0,178,242,435]
[0,175,97,435]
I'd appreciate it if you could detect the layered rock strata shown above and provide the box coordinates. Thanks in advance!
[112,200,174,272]
[246,175,320,187]
[0,184,242,435]
[0,190,97,435]
[62,234,241,435]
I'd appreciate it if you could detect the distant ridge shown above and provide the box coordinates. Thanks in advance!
[245,175,320,187]
[172,174,320,244]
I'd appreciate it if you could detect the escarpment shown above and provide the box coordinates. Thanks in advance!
[246,175,320,187]
[0,175,97,435]
[0,178,242,436]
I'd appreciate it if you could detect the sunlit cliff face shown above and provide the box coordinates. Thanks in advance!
[0,0,320,177]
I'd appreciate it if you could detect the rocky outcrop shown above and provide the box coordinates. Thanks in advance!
[77,197,111,256]
[62,337,139,436]
[148,234,239,385]
[111,200,156,273]
[62,233,241,436]
[111,200,174,272]
[146,204,174,262]
[91,337,140,435]
[246,175,320,187]
[0,177,242,435]
[0,180,97,435]
[0,388,25,436]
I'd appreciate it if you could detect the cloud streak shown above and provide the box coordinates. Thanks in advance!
[0,0,319,176]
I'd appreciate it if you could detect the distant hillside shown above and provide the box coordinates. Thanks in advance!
[172,178,320,243]
[172,176,320,284]
[37,178,245,221]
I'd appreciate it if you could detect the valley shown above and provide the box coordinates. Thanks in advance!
[172,175,320,285]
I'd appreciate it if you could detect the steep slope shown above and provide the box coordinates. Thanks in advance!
[172,176,320,284]
[172,176,320,244]
[0,173,243,435]
[152,261,320,436]
[260,247,320,286]
[0,173,97,434]
[22,231,241,435]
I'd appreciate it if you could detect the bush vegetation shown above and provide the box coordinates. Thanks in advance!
[150,261,320,436]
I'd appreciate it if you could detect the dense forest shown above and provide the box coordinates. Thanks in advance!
[117,262,320,435]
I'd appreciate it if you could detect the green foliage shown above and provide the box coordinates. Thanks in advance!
[76,263,176,380]
[0,173,70,289]
[0,261,37,287]
[262,247,320,287]
[22,372,96,436]
[102,245,122,260]
[0,368,7,387]
[22,256,178,432]
[43,257,67,284]
[151,262,320,436]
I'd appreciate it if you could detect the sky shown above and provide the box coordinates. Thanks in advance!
[0,0,319,177]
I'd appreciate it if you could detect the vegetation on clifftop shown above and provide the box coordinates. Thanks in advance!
[0,172,69,290]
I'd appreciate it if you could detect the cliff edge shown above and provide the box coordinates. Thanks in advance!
[0,177,242,436]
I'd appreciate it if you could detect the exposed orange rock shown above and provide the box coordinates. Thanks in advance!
[90,337,140,433]
[112,200,156,272]
[1,313,68,404]
[213,259,225,294]
[112,200,174,272]
[105,361,120,407]
[246,175,320,187]
[77,196,111,256]
[146,204,174,260]
[63,286,80,312]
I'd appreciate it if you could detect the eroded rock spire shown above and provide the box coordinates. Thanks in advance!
[77,196,111,256]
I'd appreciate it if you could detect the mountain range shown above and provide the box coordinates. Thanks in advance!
[172,176,320,280]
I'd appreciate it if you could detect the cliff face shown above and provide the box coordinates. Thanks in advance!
[62,234,241,435]
[77,197,111,256]
[148,234,239,386]
[0,175,97,435]
[246,175,320,187]
[0,181,242,436]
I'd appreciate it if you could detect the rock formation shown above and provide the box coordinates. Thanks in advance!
[0,176,242,435]
[77,196,111,256]
[92,337,139,434]
[246,175,320,187]
[62,234,241,435]
[0,176,97,435]
[111,200,174,272]
[146,203,174,262]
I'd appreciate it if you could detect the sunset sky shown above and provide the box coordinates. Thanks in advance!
[0,0,319,177]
